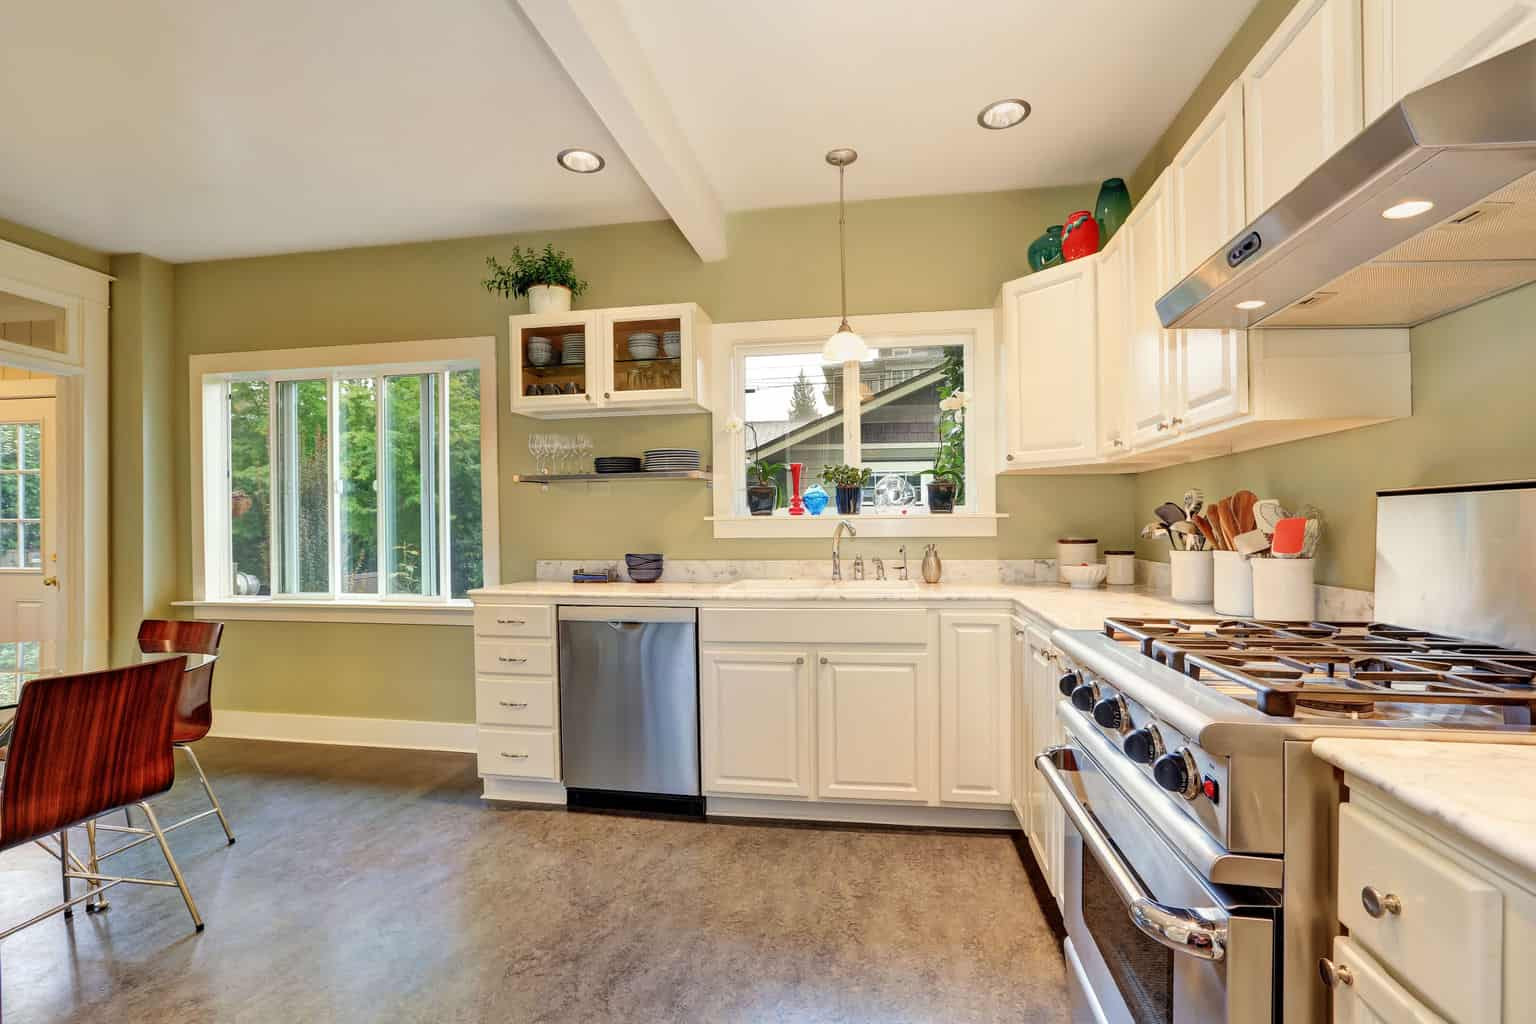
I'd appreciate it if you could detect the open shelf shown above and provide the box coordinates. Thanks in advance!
[512,469,709,484]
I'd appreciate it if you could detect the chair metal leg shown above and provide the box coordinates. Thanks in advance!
[138,801,203,933]
[179,743,235,845]
[59,830,71,917]
[84,819,110,912]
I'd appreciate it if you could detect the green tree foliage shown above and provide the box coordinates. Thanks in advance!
[932,349,966,503]
[789,369,818,421]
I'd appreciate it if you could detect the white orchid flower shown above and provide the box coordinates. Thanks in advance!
[722,416,745,435]
[938,390,971,423]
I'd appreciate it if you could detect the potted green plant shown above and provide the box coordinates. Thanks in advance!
[929,355,968,514]
[746,456,785,516]
[482,244,589,314]
[822,464,872,515]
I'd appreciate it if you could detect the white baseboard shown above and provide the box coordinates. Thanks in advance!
[481,776,568,804]
[209,710,476,753]
[706,796,1019,830]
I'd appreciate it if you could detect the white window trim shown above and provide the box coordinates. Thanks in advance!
[709,310,1002,539]
[182,337,499,624]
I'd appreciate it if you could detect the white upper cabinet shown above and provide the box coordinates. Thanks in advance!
[1171,81,1251,430]
[1242,0,1364,220]
[938,613,1011,806]
[998,258,1100,469]
[1364,0,1536,118]
[1124,170,1177,447]
[1095,235,1131,455]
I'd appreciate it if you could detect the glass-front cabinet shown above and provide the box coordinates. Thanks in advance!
[509,302,712,418]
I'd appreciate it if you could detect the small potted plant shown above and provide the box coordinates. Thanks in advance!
[929,371,968,514]
[927,472,958,514]
[822,464,872,515]
[725,418,783,516]
[482,244,589,314]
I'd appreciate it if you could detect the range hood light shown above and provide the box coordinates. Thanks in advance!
[1381,199,1435,220]
[1235,300,1267,310]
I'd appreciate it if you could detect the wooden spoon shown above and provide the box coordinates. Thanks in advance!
[1233,490,1258,535]
[1216,499,1241,551]
[1193,514,1219,550]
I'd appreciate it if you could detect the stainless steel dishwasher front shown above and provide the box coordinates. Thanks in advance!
[557,605,699,798]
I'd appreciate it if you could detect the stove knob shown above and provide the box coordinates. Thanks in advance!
[1092,694,1129,732]
[1070,681,1100,712]
[1057,671,1081,698]
[1153,749,1201,799]
[1122,725,1164,764]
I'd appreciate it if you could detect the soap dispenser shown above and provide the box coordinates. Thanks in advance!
[921,544,943,584]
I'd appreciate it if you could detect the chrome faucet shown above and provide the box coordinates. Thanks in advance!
[896,545,909,581]
[831,521,857,581]
[873,557,886,581]
[853,555,865,581]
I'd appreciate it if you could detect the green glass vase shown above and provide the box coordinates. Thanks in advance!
[1095,178,1133,243]
[1027,225,1064,272]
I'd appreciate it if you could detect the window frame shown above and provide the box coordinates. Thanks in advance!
[710,310,1002,539]
[184,337,498,623]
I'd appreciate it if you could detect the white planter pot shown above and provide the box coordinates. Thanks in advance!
[1251,558,1316,621]
[527,284,573,314]
[1169,549,1214,604]
[1212,550,1254,617]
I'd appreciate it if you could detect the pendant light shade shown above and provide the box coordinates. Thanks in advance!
[822,148,870,364]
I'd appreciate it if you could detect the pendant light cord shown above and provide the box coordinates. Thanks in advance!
[838,164,850,331]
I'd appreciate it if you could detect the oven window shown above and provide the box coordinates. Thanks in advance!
[1082,844,1174,1024]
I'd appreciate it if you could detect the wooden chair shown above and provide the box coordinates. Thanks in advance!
[135,619,234,845]
[0,657,203,941]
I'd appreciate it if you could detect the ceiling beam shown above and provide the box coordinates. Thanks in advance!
[517,0,728,262]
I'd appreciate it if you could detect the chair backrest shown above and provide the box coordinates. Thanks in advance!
[138,619,223,656]
[0,657,186,851]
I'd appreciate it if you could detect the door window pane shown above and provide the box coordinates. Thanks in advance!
[22,522,39,568]
[0,474,15,519]
[742,350,843,511]
[383,374,439,596]
[18,425,38,469]
[447,369,482,598]
[276,379,330,593]
[0,523,15,568]
[0,425,14,470]
[860,344,965,509]
[338,378,378,594]
[229,380,271,595]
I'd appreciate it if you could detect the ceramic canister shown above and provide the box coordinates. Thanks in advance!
[1212,550,1255,616]
[1170,549,1215,604]
[1251,557,1316,621]
[1104,550,1136,586]
[1057,538,1098,582]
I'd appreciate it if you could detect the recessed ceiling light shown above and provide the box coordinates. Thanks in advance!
[977,98,1032,130]
[1235,299,1267,310]
[556,148,605,173]
[1381,199,1434,220]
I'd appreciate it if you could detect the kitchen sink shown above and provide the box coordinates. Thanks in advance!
[725,578,919,593]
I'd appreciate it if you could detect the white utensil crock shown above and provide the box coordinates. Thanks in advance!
[527,284,573,314]
[1212,550,1254,617]
[1169,549,1214,604]
[1251,557,1316,620]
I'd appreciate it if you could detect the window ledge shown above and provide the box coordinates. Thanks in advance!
[708,513,1005,539]
[172,598,474,626]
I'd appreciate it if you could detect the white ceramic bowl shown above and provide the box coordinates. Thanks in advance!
[1061,562,1109,589]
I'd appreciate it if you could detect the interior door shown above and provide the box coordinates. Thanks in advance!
[1364,0,1536,118]
[0,398,59,691]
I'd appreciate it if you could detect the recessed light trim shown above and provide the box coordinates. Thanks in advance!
[1382,199,1434,220]
[977,98,1032,130]
[1235,299,1267,310]
[557,148,605,174]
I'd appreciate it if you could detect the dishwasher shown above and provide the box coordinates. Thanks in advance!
[557,606,700,815]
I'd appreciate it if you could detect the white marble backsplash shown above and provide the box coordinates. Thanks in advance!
[537,558,1042,585]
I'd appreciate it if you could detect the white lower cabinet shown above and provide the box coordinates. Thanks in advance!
[939,612,1011,805]
[1328,936,1446,1024]
[699,646,814,798]
[817,648,936,803]
[1024,624,1066,903]
[1010,618,1030,830]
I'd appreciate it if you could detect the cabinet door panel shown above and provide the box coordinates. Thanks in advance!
[817,649,935,803]
[1024,627,1057,883]
[1243,0,1363,219]
[939,613,1011,805]
[1095,239,1131,453]
[1125,174,1174,446]
[1365,0,1536,118]
[1179,328,1248,429]
[1330,937,1447,1023]
[700,647,813,797]
[1001,261,1099,467]
[1010,621,1029,829]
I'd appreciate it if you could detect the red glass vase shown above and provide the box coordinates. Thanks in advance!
[788,462,805,516]
[1062,210,1101,261]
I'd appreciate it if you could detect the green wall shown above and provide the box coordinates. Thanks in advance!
[172,187,1139,723]
[0,215,111,275]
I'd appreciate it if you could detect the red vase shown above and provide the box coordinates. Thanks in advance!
[1062,210,1100,262]
[788,462,805,516]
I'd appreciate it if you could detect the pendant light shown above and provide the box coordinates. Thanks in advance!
[821,147,870,364]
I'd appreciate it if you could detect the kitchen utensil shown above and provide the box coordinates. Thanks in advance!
[1253,498,1288,536]
[1140,521,1171,542]
[1154,501,1186,525]
[1271,517,1308,558]
[1233,490,1258,534]
[1182,488,1205,519]
[1213,499,1239,551]
[1171,520,1204,549]
[1061,562,1109,589]
[1234,529,1271,557]
[1300,518,1323,558]
[1193,514,1219,550]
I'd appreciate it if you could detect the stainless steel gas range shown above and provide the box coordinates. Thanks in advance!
[1040,480,1536,1024]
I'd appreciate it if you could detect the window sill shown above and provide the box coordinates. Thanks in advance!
[708,512,1006,539]
[172,598,474,626]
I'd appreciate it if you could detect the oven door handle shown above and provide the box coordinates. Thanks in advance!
[1036,745,1229,962]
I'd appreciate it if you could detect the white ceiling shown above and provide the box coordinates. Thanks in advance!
[0,0,1260,263]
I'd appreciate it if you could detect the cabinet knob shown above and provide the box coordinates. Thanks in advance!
[1360,886,1402,918]
[1005,453,1015,462]
[819,657,828,665]
[603,392,611,399]
[1317,958,1354,989]
[585,394,592,401]
[1156,421,1169,432]
[795,656,805,665]
[1170,416,1184,427]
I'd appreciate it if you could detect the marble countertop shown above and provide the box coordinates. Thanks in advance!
[1314,738,1536,877]
[469,579,1209,631]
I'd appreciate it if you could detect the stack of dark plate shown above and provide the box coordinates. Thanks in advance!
[594,456,642,474]
[625,553,664,583]
[643,448,702,472]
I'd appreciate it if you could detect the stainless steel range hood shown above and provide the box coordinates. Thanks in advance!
[1158,39,1536,330]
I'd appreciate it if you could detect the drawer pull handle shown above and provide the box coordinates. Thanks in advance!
[498,656,528,664]
[498,701,529,709]
[499,752,529,760]
[1317,958,1353,988]
[1360,886,1401,918]
[496,618,526,626]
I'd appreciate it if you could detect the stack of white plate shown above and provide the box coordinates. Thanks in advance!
[526,336,554,366]
[662,330,681,358]
[560,333,585,365]
[627,332,660,359]
[643,448,702,472]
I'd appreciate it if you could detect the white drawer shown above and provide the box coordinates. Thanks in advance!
[474,639,554,676]
[701,606,929,645]
[1338,801,1502,1023]
[474,603,552,639]
[475,678,556,728]
[476,727,557,780]
[1328,936,1446,1024]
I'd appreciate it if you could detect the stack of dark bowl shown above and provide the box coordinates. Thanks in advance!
[625,553,664,583]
